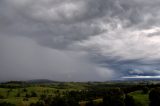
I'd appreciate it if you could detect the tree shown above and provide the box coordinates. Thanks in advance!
[50,96,69,106]
[142,86,149,94]
[30,101,44,106]
[124,95,135,106]
[86,100,94,106]
[0,102,15,106]
[31,91,37,97]
[16,92,20,97]
[25,93,30,98]
[0,94,5,99]
[149,88,160,106]
[22,88,27,92]
[103,88,125,106]
[50,95,79,106]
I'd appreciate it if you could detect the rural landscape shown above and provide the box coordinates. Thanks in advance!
[1,0,160,106]
[0,79,160,106]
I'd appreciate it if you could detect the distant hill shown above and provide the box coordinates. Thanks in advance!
[0,79,56,84]
[1,81,27,84]
[27,79,59,84]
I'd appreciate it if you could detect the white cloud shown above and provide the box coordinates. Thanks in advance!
[75,26,160,61]
[129,70,144,74]
[122,75,160,79]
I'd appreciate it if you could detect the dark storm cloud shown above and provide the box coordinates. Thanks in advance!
[1,0,160,81]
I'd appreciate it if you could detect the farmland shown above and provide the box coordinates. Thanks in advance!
[0,80,160,106]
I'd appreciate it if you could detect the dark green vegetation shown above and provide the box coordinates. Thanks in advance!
[0,80,160,106]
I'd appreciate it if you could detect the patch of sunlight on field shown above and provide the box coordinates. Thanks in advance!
[129,90,149,106]
[79,98,102,106]
[0,97,38,106]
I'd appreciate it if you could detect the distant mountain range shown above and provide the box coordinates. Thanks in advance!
[1,78,160,84]
[27,79,59,84]
[0,79,60,84]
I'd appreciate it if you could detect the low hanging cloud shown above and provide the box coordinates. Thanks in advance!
[0,35,114,81]
[1,0,160,81]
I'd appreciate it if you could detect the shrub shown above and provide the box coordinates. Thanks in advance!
[149,88,160,106]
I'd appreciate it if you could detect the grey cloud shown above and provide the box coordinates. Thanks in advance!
[0,36,115,81]
[1,0,107,49]
[1,0,160,81]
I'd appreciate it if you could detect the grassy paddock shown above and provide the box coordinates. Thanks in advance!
[129,90,149,106]
[0,83,87,106]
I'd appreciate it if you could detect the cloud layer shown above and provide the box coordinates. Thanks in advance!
[1,0,160,81]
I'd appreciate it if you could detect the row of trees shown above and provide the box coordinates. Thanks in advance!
[29,87,160,106]
[1,84,160,106]
[29,88,134,106]
[149,87,160,106]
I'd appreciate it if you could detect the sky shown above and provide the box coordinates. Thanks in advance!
[1,0,160,81]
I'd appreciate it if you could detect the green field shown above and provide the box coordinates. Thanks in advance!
[0,82,154,106]
[129,90,149,106]
[0,82,88,106]
[0,87,52,106]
